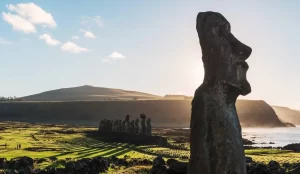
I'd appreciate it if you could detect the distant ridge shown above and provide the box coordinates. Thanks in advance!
[0,86,292,128]
[236,100,290,127]
[21,85,161,101]
[272,106,300,125]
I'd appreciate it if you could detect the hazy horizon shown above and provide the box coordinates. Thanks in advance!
[1,1,300,109]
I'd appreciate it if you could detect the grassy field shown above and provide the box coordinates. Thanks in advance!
[0,122,154,159]
[0,122,300,173]
[246,148,300,164]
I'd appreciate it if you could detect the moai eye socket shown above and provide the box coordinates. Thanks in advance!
[218,24,230,37]
[218,27,225,36]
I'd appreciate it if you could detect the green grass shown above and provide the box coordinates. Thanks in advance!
[0,122,155,171]
[1,121,300,173]
[245,149,291,155]
[245,149,300,164]
[107,166,151,174]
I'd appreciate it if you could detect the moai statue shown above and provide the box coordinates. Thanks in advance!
[107,120,113,132]
[101,119,106,132]
[189,12,252,174]
[98,120,103,132]
[130,120,135,134]
[146,118,152,136]
[140,114,146,135]
[103,119,108,132]
[121,120,126,132]
[98,121,100,132]
[118,120,122,132]
[113,120,118,132]
[116,120,121,132]
[125,114,130,133]
[135,119,140,134]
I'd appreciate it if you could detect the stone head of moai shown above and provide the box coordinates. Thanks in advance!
[140,114,146,119]
[125,114,130,122]
[197,12,252,96]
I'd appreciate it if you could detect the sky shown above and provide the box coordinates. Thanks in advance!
[0,0,300,109]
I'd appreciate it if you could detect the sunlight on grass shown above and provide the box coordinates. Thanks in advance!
[0,122,156,161]
[1,121,300,168]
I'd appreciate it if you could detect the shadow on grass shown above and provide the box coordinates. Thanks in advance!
[106,147,132,157]
[77,144,133,158]
[49,151,73,158]
[48,140,124,159]
[44,132,146,160]
[75,146,117,158]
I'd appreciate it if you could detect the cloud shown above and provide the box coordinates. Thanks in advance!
[2,3,56,34]
[81,16,103,28]
[6,3,56,28]
[92,16,103,28]
[0,38,12,44]
[72,36,79,40]
[61,41,90,53]
[109,51,126,60]
[102,51,126,63]
[2,12,36,33]
[80,29,96,39]
[39,34,60,46]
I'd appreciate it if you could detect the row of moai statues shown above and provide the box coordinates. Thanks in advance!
[98,114,152,135]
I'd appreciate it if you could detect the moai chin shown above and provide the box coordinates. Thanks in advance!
[189,11,252,174]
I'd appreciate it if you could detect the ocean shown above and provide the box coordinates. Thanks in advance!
[242,126,300,147]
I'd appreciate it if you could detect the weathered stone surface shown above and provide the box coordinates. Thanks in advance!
[189,11,252,174]
[140,114,146,135]
[125,114,130,133]
[245,156,254,163]
[135,119,140,134]
[156,165,168,174]
[291,166,300,174]
[153,156,166,168]
[23,166,32,174]
[282,143,300,152]
[99,114,154,136]
[0,158,6,169]
[268,160,280,170]
[129,120,135,133]
[146,118,152,135]
[167,159,187,173]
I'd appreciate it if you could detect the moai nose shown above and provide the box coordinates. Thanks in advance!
[238,44,252,60]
